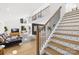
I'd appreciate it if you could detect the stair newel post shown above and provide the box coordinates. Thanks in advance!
[36,25,40,55]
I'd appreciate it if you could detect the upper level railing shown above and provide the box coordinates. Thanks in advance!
[32,5,62,54]
[31,4,50,21]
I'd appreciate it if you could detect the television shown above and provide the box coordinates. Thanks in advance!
[11,28,19,33]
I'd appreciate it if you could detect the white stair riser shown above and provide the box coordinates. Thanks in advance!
[53,34,79,41]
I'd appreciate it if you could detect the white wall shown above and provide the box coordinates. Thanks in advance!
[0,3,45,33]
[0,3,66,34]
[65,3,79,12]
[65,3,77,12]
[76,3,79,9]
[49,3,65,18]
[0,20,5,34]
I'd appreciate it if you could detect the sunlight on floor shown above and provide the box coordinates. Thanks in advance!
[4,40,36,55]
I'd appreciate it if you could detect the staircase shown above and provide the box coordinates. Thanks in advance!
[43,10,79,55]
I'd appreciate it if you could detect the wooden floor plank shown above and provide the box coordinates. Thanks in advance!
[4,40,36,55]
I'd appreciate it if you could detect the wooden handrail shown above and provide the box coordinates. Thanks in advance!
[32,6,61,27]
[37,6,62,31]
[35,6,62,55]
[45,7,61,26]
[36,25,40,55]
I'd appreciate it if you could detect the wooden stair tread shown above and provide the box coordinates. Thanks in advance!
[64,10,79,17]
[58,25,79,27]
[63,15,79,19]
[48,41,79,55]
[45,47,62,55]
[52,36,79,45]
[56,29,79,31]
[53,32,79,37]
[62,17,79,22]
[64,13,79,17]
[60,21,79,24]
[63,14,79,19]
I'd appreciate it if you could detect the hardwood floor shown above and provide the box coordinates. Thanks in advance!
[4,40,36,55]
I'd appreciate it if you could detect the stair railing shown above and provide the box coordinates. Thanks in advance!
[33,6,62,55]
[40,16,63,55]
[40,7,63,54]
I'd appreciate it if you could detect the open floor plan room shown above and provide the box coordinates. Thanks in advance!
[0,3,79,55]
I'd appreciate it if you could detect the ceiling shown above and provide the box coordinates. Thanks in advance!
[0,3,46,15]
